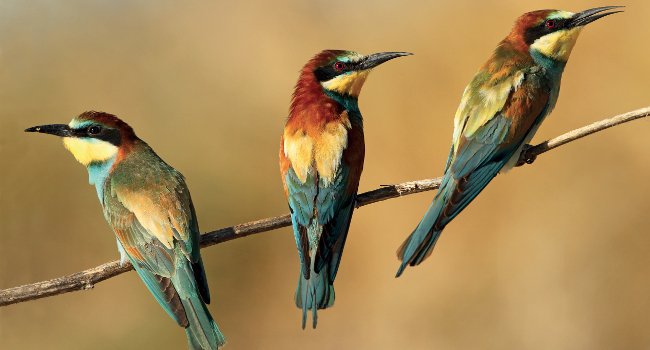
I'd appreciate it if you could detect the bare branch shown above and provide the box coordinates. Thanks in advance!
[1,106,648,307]
[522,106,650,161]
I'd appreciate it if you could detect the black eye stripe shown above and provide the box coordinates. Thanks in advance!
[524,18,568,45]
[71,125,122,146]
[314,60,357,82]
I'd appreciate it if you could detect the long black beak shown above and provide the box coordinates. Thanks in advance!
[357,52,412,70]
[25,124,73,137]
[569,6,624,28]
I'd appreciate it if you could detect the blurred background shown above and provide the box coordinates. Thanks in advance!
[1,0,649,349]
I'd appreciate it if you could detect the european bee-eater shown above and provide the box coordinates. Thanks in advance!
[280,50,411,328]
[26,112,225,350]
[397,6,622,277]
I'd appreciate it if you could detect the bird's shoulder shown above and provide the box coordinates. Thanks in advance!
[453,46,550,145]
[281,109,361,187]
[103,141,196,251]
[109,142,183,189]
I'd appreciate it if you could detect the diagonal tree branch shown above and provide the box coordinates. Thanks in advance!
[1,106,648,307]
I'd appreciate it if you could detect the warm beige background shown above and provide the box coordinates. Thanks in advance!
[1,1,649,349]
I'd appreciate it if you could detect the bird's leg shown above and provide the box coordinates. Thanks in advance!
[516,144,537,166]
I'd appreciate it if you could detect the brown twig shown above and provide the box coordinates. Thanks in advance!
[1,106,648,307]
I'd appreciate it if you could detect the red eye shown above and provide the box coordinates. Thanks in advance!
[333,62,346,71]
[545,19,556,29]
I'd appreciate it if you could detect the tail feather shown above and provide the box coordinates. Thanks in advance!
[396,226,443,277]
[397,162,504,277]
[182,295,226,350]
[295,265,335,329]
[174,260,225,350]
[191,259,211,304]
[396,179,453,277]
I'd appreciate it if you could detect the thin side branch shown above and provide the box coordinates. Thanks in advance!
[1,106,648,307]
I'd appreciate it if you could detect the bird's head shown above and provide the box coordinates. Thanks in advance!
[509,6,623,62]
[296,50,411,101]
[25,111,136,166]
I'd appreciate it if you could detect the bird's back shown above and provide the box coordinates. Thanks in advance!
[397,41,558,275]
[101,140,224,349]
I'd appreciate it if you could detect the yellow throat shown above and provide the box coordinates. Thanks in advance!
[530,27,582,62]
[63,137,118,166]
[321,70,370,97]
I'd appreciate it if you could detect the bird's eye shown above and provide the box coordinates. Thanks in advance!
[88,125,102,135]
[545,19,556,29]
[333,61,346,72]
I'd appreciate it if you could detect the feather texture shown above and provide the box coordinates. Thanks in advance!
[397,36,558,276]
[76,117,225,350]
[280,50,365,328]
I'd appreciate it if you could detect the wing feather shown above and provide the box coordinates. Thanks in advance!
[103,144,210,319]
[399,68,551,269]
[281,113,363,282]
[443,73,550,227]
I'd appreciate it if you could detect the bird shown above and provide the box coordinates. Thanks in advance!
[280,50,411,328]
[25,111,225,350]
[396,6,623,277]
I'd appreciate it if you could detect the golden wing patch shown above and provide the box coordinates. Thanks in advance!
[284,112,351,185]
[112,189,176,249]
[283,129,314,183]
[452,71,524,154]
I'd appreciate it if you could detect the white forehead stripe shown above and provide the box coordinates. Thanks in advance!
[69,119,94,129]
[548,11,575,20]
[337,52,363,63]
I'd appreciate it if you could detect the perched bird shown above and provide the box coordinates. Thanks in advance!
[397,6,623,277]
[26,112,225,350]
[280,50,411,328]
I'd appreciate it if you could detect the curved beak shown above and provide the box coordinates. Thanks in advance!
[25,124,72,137]
[357,52,412,70]
[568,6,624,28]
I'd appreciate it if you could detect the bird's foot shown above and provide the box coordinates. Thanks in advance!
[517,144,537,166]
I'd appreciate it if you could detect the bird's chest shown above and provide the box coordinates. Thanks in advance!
[283,111,358,184]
